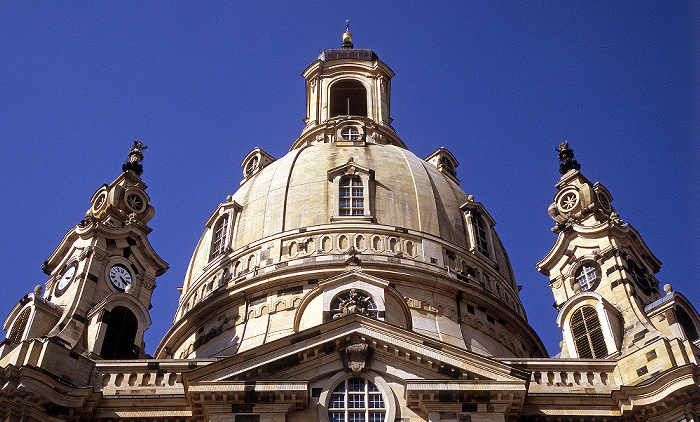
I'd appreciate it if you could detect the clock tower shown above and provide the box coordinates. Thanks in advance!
[537,143,700,386]
[2,142,168,361]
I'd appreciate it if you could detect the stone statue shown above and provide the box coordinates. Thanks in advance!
[123,141,148,176]
[333,289,372,319]
[555,141,581,175]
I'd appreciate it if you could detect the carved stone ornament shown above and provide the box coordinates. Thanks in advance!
[555,141,581,175]
[340,336,372,375]
[333,289,372,319]
[122,141,147,176]
[126,212,141,227]
[78,214,95,228]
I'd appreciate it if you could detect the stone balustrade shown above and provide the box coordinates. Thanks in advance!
[93,360,215,396]
[501,359,618,394]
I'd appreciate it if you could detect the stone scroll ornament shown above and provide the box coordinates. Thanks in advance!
[340,335,372,375]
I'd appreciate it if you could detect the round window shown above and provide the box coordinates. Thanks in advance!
[246,156,259,176]
[125,192,145,212]
[597,191,611,212]
[328,378,386,422]
[93,192,107,212]
[574,262,599,291]
[558,190,579,212]
[340,126,362,141]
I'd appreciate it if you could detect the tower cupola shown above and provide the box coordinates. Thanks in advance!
[293,24,403,150]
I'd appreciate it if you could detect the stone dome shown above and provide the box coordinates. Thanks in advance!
[155,46,546,361]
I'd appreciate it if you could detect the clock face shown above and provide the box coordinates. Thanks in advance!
[55,261,78,297]
[109,264,132,292]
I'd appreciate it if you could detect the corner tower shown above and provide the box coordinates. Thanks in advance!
[2,143,168,363]
[537,143,700,384]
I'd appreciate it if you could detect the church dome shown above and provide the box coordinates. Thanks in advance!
[155,39,545,361]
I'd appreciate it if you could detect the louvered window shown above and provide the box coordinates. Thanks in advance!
[9,308,30,343]
[570,305,608,358]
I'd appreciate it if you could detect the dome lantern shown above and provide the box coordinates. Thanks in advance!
[295,28,400,150]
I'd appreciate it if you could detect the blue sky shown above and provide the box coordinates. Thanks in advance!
[1,2,697,356]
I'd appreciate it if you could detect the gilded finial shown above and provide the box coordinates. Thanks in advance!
[342,20,353,48]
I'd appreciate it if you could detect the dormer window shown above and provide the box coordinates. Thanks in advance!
[425,148,460,184]
[329,160,374,222]
[330,80,367,117]
[210,215,228,260]
[245,156,259,176]
[240,148,275,185]
[461,200,496,262]
[473,216,490,258]
[339,176,364,216]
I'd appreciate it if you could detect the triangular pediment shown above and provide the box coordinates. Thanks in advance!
[184,314,527,385]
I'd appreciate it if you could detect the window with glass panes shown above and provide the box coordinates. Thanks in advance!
[210,215,228,260]
[340,176,364,216]
[473,216,489,258]
[575,263,598,291]
[341,126,362,141]
[328,378,385,422]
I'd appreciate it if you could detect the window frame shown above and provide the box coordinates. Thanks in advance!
[328,162,374,222]
[210,214,229,260]
[557,292,622,359]
[460,202,496,262]
[573,261,600,292]
[318,372,395,422]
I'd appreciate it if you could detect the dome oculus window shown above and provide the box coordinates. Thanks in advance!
[340,126,362,141]
[340,176,364,216]
[574,262,599,291]
[328,378,386,422]
[245,156,259,176]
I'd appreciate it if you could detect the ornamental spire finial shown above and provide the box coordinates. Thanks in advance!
[342,20,353,49]
[122,140,147,176]
[555,141,581,175]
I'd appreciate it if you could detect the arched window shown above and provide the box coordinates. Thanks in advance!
[330,80,367,117]
[676,307,699,341]
[328,378,386,422]
[210,215,229,260]
[339,176,364,216]
[9,308,31,343]
[100,306,138,359]
[473,216,490,258]
[570,305,608,358]
[627,258,652,296]
[575,262,599,291]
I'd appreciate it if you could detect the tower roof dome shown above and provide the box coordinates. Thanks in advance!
[157,40,545,361]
